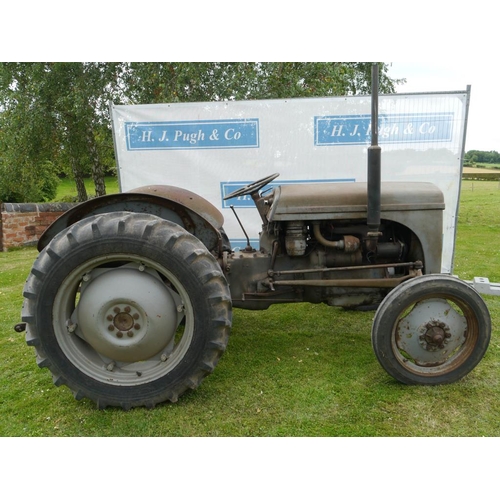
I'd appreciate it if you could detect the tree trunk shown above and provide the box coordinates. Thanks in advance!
[86,129,106,197]
[75,174,88,202]
[70,157,88,202]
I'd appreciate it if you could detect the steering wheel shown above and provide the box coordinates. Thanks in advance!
[223,173,280,200]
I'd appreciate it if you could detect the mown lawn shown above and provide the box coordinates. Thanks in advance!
[2,178,498,499]
[0,182,500,436]
[52,176,120,201]
[0,180,499,438]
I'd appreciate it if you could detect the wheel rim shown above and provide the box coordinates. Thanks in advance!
[392,294,479,376]
[52,253,194,386]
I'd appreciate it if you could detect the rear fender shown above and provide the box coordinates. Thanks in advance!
[38,185,225,254]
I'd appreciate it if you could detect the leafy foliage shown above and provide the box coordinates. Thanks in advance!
[0,62,402,203]
[465,149,500,165]
[122,62,401,103]
[0,63,118,202]
[0,159,59,203]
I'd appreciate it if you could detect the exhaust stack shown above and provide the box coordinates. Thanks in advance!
[366,63,382,253]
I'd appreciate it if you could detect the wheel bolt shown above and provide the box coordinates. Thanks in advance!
[133,313,139,320]
[106,314,113,321]
[127,331,134,338]
[113,307,121,314]
[108,325,115,332]
[124,306,131,313]
[116,331,123,338]
[67,322,77,333]
[134,324,140,330]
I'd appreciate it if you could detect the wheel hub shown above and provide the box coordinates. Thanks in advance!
[113,310,135,332]
[76,267,180,363]
[419,320,451,351]
[105,303,144,342]
[395,298,468,367]
[426,326,444,345]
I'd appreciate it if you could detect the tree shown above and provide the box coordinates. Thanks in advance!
[122,62,401,104]
[0,62,402,203]
[0,62,118,202]
[465,150,500,165]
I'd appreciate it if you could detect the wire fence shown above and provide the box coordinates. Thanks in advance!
[461,179,500,192]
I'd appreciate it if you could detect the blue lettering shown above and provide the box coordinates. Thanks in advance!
[126,119,259,150]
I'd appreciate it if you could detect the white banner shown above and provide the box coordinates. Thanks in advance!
[111,90,469,273]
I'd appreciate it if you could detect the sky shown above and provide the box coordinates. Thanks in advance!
[387,62,499,153]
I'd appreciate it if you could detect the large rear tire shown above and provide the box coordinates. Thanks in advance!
[22,212,232,409]
[371,274,490,385]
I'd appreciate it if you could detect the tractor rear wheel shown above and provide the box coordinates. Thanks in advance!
[371,274,490,385]
[22,212,231,409]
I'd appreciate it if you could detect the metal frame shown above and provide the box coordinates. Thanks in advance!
[467,277,500,296]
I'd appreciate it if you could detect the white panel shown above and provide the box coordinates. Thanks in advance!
[111,91,468,273]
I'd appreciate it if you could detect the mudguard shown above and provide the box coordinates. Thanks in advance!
[38,185,225,254]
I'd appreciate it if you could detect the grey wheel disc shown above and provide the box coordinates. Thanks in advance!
[54,255,193,386]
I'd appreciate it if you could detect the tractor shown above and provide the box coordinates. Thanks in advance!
[19,65,491,409]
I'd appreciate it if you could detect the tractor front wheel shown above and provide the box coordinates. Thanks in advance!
[371,274,491,385]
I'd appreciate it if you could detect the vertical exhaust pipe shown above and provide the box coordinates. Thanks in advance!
[366,62,382,253]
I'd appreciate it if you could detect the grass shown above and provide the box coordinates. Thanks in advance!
[1,180,499,438]
[52,175,120,201]
[454,180,500,282]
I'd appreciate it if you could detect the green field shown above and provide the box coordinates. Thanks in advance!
[1,180,499,438]
[52,176,120,201]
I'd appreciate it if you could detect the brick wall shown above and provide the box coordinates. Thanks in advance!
[1,202,76,252]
